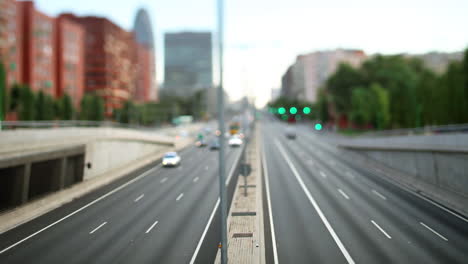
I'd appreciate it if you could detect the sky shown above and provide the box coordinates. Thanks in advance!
[36,0,468,107]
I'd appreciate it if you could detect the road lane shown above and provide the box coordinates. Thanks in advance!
[0,142,243,264]
[262,128,349,264]
[262,120,468,263]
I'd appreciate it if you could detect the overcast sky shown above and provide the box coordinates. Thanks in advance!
[37,0,468,106]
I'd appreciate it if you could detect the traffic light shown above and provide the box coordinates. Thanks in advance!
[278,107,286,115]
[289,107,297,114]
[303,107,311,114]
[315,123,323,131]
[295,115,302,121]
[281,114,288,120]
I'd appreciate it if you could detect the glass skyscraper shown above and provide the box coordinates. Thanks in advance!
[164,32,213,96]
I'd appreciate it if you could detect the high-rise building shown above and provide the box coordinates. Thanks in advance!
[55,15,85,108]
[133,8,157,102]
[18,1,56,96]
[164,32,212,97]
[63,15,137,116]
[0,0,22,87]
[281,49,367,103]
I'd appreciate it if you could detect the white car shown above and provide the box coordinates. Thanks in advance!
[162,152,181,167]
[228,135,243,147]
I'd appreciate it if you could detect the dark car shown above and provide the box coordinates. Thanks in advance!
[285,127,296,139]
[209,138,220,150]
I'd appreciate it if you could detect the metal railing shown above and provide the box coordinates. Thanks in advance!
[0,120,173,131]
[360,123,468,137]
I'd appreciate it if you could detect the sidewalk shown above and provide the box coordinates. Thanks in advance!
[215,127,265,264]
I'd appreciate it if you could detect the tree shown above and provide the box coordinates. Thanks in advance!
[18,85,36,120]
[80,94,104,121]
[0,62,5,121]
[9,83,21,111]
[90,95,104,121]
[316,88,329,122]
[79,94,92,120]
[326,63,364,114]
[370,83,390,129]
[360,55,419,128]
[35,91,55,120]
[59,94,74,120]
[350,87,373,126]
[118,100,137,124]
[442,62,467,124]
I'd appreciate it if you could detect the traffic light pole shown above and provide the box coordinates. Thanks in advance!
[216,0,228,262]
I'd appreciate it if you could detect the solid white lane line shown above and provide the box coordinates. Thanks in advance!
[145,221,159,234]
[0,164,160,254]
[320,171,327,178]
[176,193,184,201]
[262,143,280,264]
[372,190,387,200]
[275,140,355,264]
[371,220,391,239]
[338,189,350,200]
[134,194,144,202]
[193,177,199,183]
[189,146,243,264]
[416,194,468,223]
[420,222,448,241]
[160,177,167,183]
[89,222,107,234]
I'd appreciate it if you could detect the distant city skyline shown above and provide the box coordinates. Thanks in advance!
[35,0,468,106]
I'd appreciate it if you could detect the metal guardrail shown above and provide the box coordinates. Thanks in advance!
[360,123,468,137]
[0,120,172,131]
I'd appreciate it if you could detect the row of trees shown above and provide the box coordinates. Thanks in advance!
[317,48,468,129]
[113,90,208,126]
[0,60,210,126]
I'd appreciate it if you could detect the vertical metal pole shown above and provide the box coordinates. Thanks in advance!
[216,0,227,262]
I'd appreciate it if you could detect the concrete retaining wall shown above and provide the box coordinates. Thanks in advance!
[338,134,468,216]
[84,140,166,180]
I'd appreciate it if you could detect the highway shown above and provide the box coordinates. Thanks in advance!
[262,116,468,264]
[0,141,242,264]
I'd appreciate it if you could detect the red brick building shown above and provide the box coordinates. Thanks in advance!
[133,43,152,102]
[62,15,136,116]
[0,0,23,86]
[18,1,56,97]
[55,15,85,108]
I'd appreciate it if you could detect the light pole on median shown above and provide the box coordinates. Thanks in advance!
[216,0,228,262]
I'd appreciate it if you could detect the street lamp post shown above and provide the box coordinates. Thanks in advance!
[216,0,228,263]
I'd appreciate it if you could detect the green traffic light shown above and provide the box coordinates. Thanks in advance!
[295,115,302,120]
[315,123,323,131]
[281,114,288,120]
[303,107,311,114]
[289,107,297,114]
[278,107,286,114]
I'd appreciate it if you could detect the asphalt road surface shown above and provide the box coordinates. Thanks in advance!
[0,142,242,264]
[261,116,468,264]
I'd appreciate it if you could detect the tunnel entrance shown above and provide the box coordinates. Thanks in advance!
[29,159,61,200]
[64,154,85,188]
[0,166,25,212]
